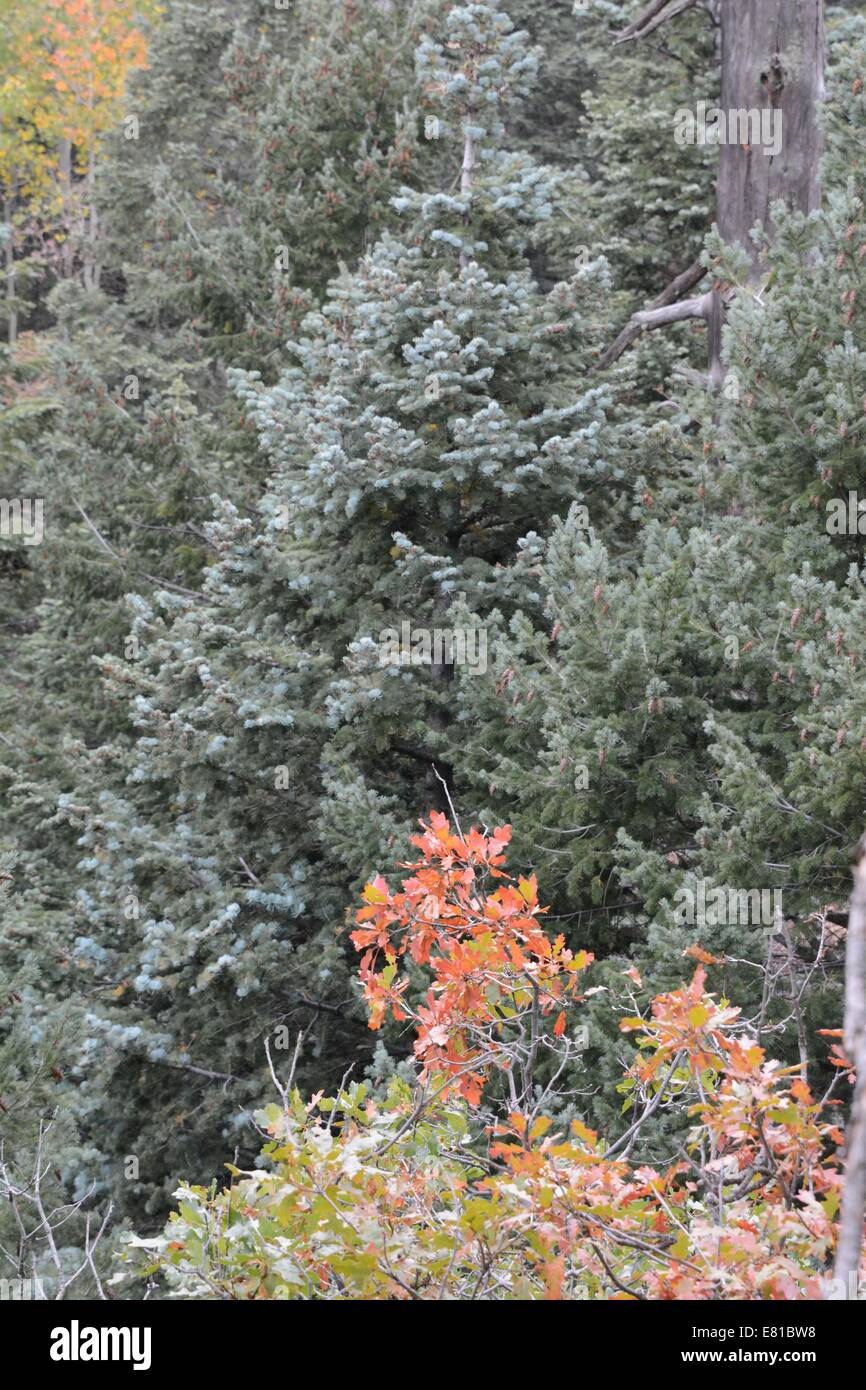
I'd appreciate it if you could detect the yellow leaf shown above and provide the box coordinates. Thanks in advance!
[571,1118,597,1144]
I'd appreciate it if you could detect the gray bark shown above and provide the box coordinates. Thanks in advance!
[604,0,826,382]
[84,147,101,291]
[3,198,16,346]
[833,837,866,1293]
[716,0,825,269]
[57,137,75,279]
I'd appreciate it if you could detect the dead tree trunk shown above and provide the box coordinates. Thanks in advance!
[834,837,866,1295]
[604,0,826,383]
[717,0,825,267]
[57,137,76,280]
[3,197,16,346]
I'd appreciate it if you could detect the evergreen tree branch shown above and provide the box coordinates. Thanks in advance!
[70,497,210,600]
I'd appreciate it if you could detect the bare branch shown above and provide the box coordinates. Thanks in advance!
[597,259,706,370]
[432,762,464,840]
[615,0,699,45]
[606,1052,684,1158]
[633,291,715,330]
[0,1114,111,1299]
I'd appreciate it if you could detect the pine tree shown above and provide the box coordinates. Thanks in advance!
[0,857,104,1297]
[54,1,625,1217]
[5,0,864,1243]
[453,16,866,1136]
[0,0,452,1220]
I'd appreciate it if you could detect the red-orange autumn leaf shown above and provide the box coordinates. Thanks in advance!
[353,814,593,1104]
[683,943,722,965]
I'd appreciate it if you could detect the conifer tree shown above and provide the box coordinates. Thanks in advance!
[453,17,866,1133]
[4,0,866,1249]
[56,1,623,1215]
[0,0,451,1218]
